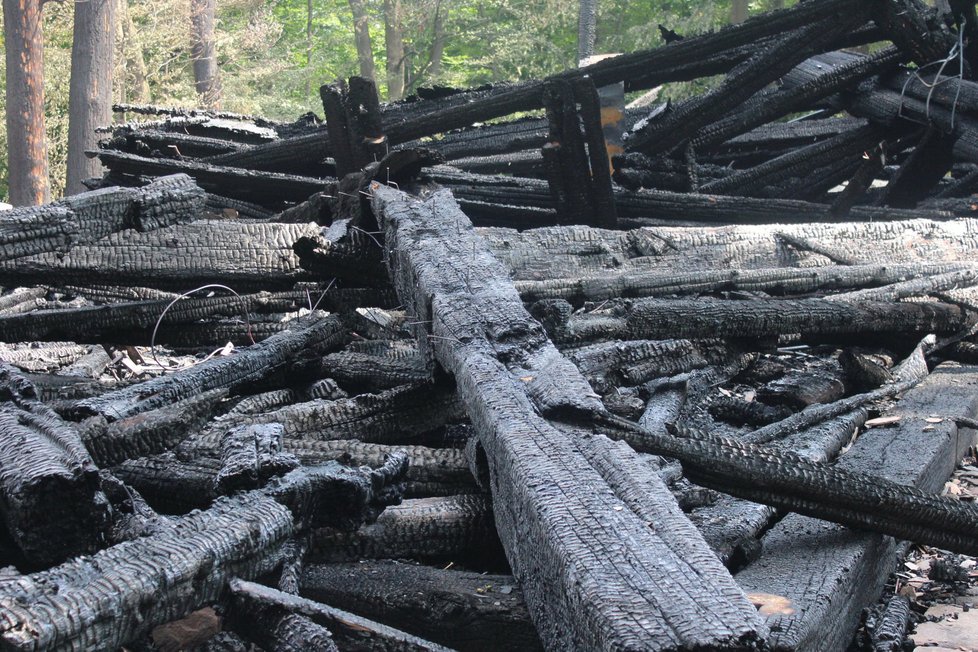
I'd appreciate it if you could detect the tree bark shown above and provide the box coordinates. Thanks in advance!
[347,0,376,82]
[67,0,116,195]
[2,0,50,205]
[384,0,405,100]
[190,0,221,108]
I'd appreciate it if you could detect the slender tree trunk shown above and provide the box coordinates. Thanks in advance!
[119,0,150,104]
[383,0,405,100]
[731,0,749,24]
[305,0,313,95]
[190,0,221,108]
[578,0,598,62]
[767,0,786,8]
[67,0,116,195]
[2,0,50,205]
[348,0,375,82]
[429,1,445,81]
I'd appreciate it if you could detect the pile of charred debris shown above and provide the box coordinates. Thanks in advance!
[8,1,978,650]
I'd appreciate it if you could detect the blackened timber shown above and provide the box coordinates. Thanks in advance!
[229,579,452,652]
[227,588,339,652]
[0,220,323,291]
[379,0,866,145]
[204,126,331,175]
[625,297,970,340]
[0,290,311,345]
[0,458,407,652]
[82,389,226,466]
[692,46,905,151]
[301,561,542,652]
[308,494,501,565]
[880,126,956,208]
[71,315,348,421]
[371,185,764,650]
[735,364,978,651]
[96,150,329,206]
[872,0,958,68]
[0,493,292,651]
[697,123,890,197]
[627,14,868,156]
[0,366,108,566]
[516,263,977,304]
[0,174,204,262]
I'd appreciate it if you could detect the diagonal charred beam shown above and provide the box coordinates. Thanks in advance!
[371,183,765,650]
[229,579,452,652]
[70,315,348,421]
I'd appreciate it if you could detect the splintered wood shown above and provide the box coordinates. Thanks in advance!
[6,0,978,650]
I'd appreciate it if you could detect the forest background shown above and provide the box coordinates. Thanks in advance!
[0,0,795,202]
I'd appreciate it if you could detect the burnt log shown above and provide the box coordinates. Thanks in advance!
[735,364,978,651]
[627,15,868,156]
[96,150,329,206]
[0,174,203,262]
[0,456,406,651]
[204,126,332,175]
[227,582,339,652]
[70,314,348,421]
[0,366,108,566]
[372,184,765,650]
[229,579,452,652]
[0,289,311,345]
[307,494,501,566]
[301,561,542,652]
[625,297,971,340]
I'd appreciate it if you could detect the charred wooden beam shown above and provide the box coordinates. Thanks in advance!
[70,315,348,421]
[0,366,108,566]
[308,494,501,566]
[0,289,311,345]
[541,78,617,227]
[229,579,452,652]
[872,0,959,68]
[321,78,386,177]
[204,126,332,175]
[82,388,226,466]
[693,46,905,151]
[697,123,891,197]
[227,586,339,652]
[0,457,407,651]
[515,262,977,304]
[628,14,868,156]
[301,561,542,652]
[0,174,203,262]
[96,150,329,206]
[625,297,971,341]
[371,184,765,650]
[735,364,978,651]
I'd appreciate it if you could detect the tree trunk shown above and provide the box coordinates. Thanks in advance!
[429,1,445,81]
[731,0,749,24]
[119,0,150,104]
[347,0,376,82]
[384,0,405,100]
[578,0,598,62]
[67,0,117,195]
[2,0,50,205]
[306,0,313,96]
[190,0,221,108]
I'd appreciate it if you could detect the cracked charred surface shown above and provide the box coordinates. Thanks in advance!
[372,184,765,651]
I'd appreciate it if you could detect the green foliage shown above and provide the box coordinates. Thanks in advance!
[0,0,801,202]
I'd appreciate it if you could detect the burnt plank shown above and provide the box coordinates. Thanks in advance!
[736,364,978,651]
[371,184,764,650]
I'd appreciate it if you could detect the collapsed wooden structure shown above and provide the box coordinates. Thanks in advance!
[4,0,978,650]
